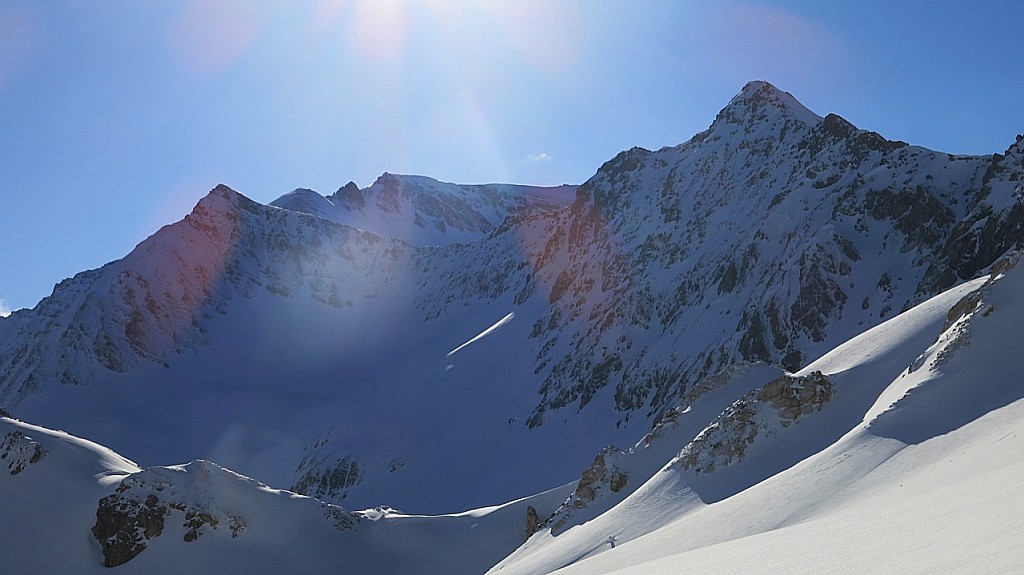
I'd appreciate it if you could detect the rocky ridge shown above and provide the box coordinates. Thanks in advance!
[271,173,576,246]
[0,414,572,574]
[91,459,358,567]
[499,81,1022,427]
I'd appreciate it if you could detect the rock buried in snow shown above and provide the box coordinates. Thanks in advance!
[676,371,834,474]
[0,429,47,476]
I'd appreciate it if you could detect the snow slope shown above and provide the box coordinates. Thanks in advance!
[540,400,1024,574]
[0,417,139,573]
[0,414,573,574]
[489,255,1024,574]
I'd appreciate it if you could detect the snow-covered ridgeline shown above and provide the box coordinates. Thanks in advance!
[0,412,573,574]
[271,173,576,246]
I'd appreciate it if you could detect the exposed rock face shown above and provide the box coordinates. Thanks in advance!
[525,505,542,540]
[0,429,47,475]
[91,466,242,567]
[91,459,360,567]
[550,447,628,534]
[541,363,784,536]
[292,455,363,501]
[758,371,834,426]
[92,492,168,567]
[510,81,1021,430]
[918,145,1024,296]
[676,371,833,474]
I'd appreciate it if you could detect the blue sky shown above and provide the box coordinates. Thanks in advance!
[1,0,1022,313]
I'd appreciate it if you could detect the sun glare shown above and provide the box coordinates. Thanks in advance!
[171,0,260,75]
[348,0,409,61]
[311,1,581,70]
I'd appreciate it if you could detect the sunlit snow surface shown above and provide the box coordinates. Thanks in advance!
[489,268,1024,574]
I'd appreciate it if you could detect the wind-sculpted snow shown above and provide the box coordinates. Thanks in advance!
[869,252,1024,444]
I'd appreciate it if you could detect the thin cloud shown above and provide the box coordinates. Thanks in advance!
[0,299,11,318]
[526,152,553,162]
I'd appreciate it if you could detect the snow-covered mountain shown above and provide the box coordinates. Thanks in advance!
[1,81,1022,572]
[270,173,576,246]
[491,252,1024,574]
[3,251,1021,574]
[0,414,571,574]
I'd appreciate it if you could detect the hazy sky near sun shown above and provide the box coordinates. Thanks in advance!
[1,0,1022,312]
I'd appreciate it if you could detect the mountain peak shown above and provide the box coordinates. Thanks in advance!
[187,184,263,227]
[711,81,822,134]
[192,184,239,213]
[373,172,401,189]
[331,181,365,211]
[199,183,247,205]
[741,78,778,94]
[737,81,816,116]
[740,79,779,95]
[211,183,238,194]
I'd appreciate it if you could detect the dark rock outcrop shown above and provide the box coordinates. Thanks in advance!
[293,455,363,501]
[0,429,47,475]
[550,446,628,534]
[92,492,168,567]
[676,371,833,474]
[525,505,542,539]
